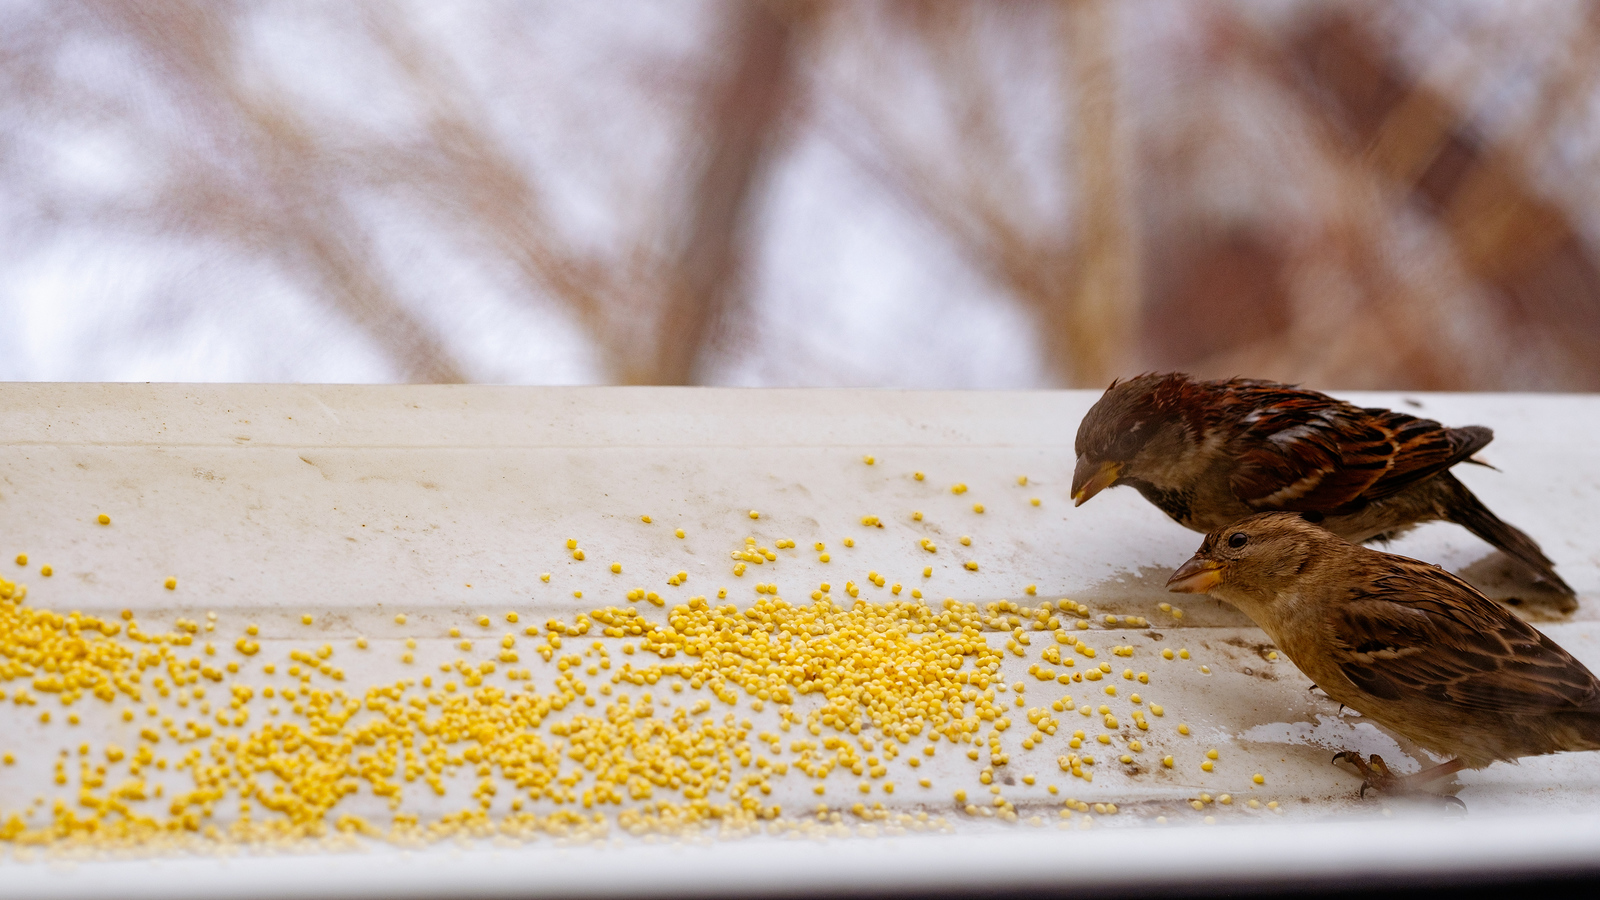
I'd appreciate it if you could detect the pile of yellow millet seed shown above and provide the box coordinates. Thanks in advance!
[0,463,1283,856]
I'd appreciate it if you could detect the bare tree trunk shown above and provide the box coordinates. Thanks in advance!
[646,1,797,385]
[1062,0,1139,387]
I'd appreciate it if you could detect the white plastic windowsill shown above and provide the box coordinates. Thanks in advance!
[1,384,1597,897]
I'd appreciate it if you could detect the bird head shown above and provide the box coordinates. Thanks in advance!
[1167,512,1333,603]
[1072,372,1196,505]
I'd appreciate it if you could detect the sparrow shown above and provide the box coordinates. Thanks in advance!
[1072,372,1573,599]
[1168,512,1600,795]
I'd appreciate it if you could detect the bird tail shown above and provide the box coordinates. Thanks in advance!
[1440,472,1575,599]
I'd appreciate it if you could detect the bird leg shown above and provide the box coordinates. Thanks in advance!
[1331,752,1466,799]
[1407,758,1467,788]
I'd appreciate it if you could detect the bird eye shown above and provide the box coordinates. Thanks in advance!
[1227,532,1248,549]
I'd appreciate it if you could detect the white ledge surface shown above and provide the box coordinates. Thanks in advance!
[1,385,1598,898]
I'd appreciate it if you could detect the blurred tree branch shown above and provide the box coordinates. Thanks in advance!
[9,1,1600,389]
[360,7,618,373]
[819,3,1089,386]
[1275,8,1600,388]
[1186,8,1484,389]
[91,0,469,383]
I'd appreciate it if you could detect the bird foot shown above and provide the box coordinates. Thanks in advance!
[1331,752,1467,812]
[1331,751,1399,797]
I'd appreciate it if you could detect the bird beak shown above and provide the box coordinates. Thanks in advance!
[1071,458,1121,506]
[1166,556,1223,594]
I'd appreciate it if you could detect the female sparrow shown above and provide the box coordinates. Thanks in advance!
[1168,512,1600,794]
[1073,373,1572,599]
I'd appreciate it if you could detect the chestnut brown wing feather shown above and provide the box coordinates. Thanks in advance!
[1223,385,1489,513]
[1328,562,1600,714]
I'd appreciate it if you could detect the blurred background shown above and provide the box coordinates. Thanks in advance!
[4,0,1600,390]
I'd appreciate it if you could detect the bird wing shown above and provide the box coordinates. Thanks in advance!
[1224,385,1489,513]
[1327,562,1600,715]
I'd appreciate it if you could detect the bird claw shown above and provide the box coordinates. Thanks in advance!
[1331,751,1401,796]
[1331,751,1466,810]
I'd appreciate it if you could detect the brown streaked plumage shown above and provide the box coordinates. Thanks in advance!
[1168,512,1600,791]
[1073,372,1572,598]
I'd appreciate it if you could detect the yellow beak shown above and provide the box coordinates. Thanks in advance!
[1166,556,1223,594]
[1071,458,1121,506]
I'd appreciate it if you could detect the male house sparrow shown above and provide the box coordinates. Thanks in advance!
[1168,512,1600,793]
[1073,373,1572,599]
